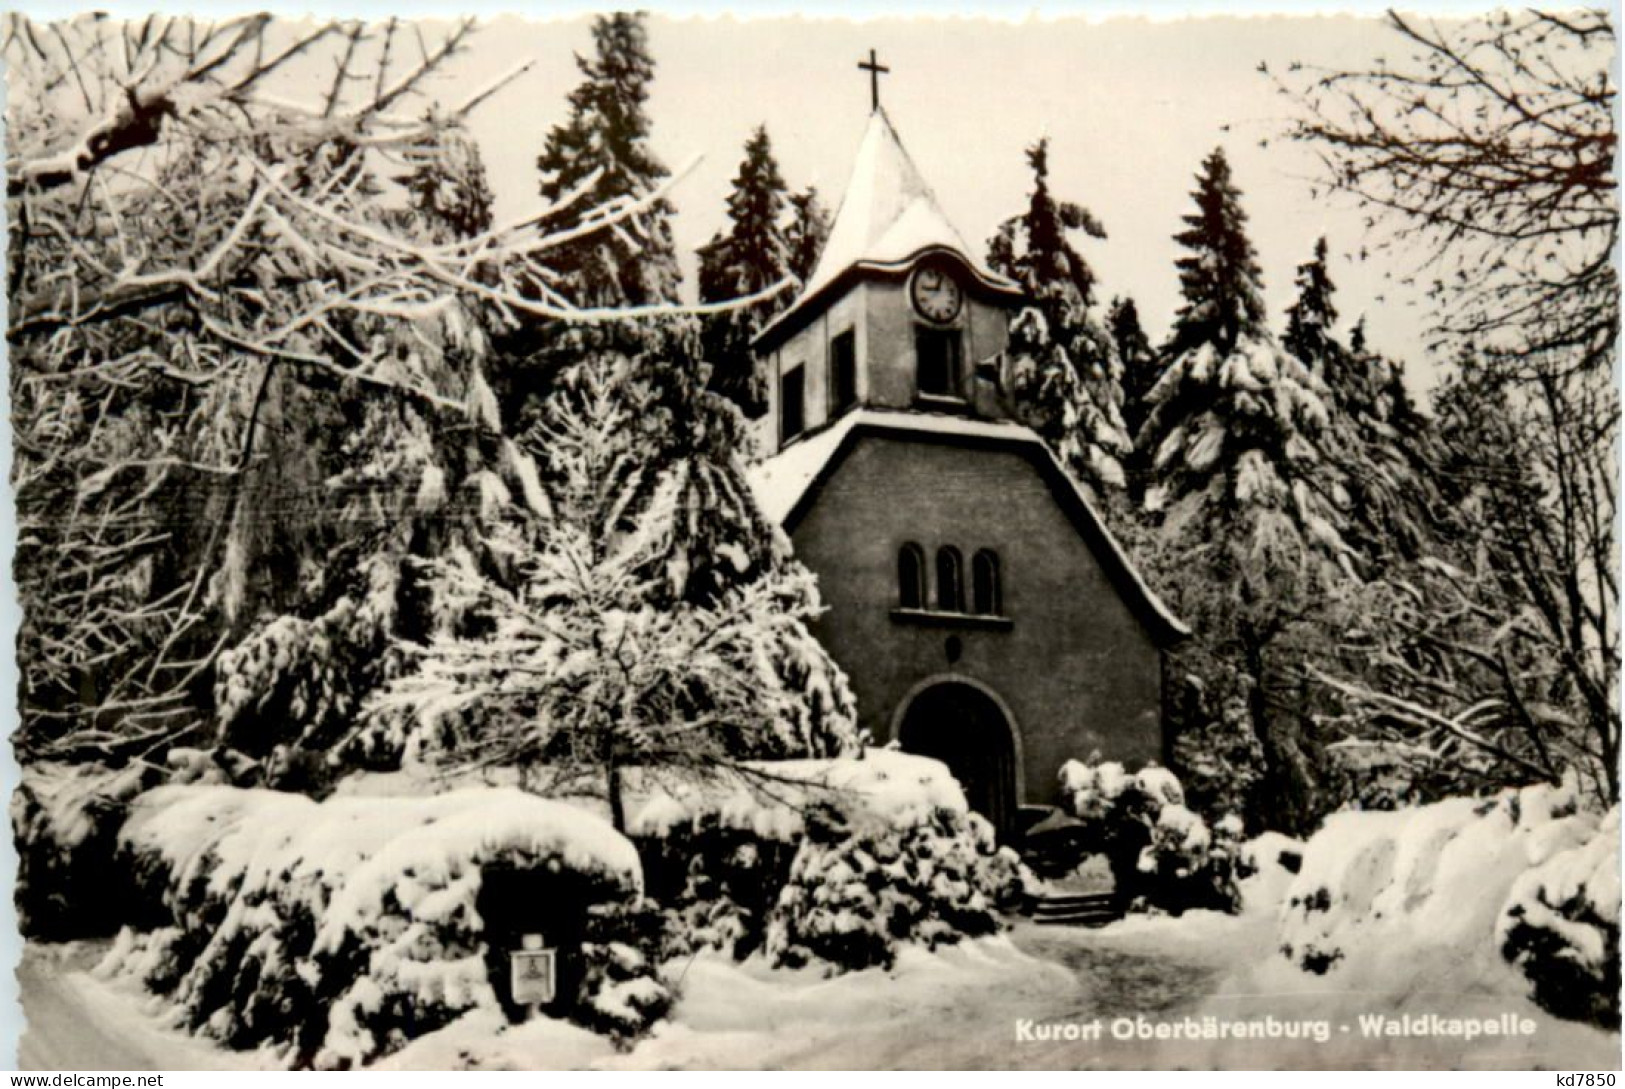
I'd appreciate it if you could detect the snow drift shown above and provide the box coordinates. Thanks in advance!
[626,749,970,840]
[101,784,653,1067]
[1274,779,1619,1029]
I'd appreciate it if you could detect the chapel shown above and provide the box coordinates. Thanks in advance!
[747,85,1188,837]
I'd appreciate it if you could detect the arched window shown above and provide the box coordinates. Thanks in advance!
[972,549,1002,615]
[936,546,964,613]
[898,543,926,609]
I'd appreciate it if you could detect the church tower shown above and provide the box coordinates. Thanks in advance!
[752,107,1026,449]
[748,69,1186,839]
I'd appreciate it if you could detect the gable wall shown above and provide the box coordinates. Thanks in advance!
[790,433,1164,808]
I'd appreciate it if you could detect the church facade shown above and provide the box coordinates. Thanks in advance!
[747,108,1187,836]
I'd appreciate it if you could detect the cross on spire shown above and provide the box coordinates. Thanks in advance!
[857,48,889,112]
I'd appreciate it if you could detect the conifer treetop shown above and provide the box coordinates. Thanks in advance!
[1169,147,1268,359]
[988,137,1108,317]
[697,124,798,415]
[987,136,1129,495]
[1284,236,1339,372]
[535,12,681,308]
[700,125,791,302]
[785,186,832,286]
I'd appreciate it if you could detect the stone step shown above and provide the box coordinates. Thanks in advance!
[1032,892,1118,911]
[1034,912,1119,928]
[1029,891,1124,927]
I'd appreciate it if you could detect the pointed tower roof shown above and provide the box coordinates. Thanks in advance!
[755,109,1020,350]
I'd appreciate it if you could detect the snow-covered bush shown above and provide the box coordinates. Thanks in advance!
[636,819,799,961]
[12,761,166,938]
[765,806,1029,972]
[101,785,654,1066]
[574,899,676,1039]
[1057,758,1241,914]
[1499,807,1620,1030]
[1276,778,1619,1030]
[628,751,1035,972]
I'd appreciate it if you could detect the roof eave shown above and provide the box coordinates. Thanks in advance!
[752,248,1025,354]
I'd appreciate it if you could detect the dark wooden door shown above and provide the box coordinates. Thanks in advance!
[896,682,1017,838]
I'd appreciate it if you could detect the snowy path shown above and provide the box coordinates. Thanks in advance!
[13,924,1233,1071]
[16,943,268,1072]
[17,944,150,1071]
[17,915,1620,1071]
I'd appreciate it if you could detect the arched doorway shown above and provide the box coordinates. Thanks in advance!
[895,681,1019,838]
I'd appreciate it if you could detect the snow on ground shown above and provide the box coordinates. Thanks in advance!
[22,904,1620,1070]
[18,942,275,1071]
[379,934,1081,1070]
[1181,939,1619,1069]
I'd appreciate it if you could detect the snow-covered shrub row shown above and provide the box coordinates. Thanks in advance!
[1276,779,1619,1030]
[100,784,657,1066]
[627,751,1036,972]
[13,760,168,938]
[1057,758,1241,914]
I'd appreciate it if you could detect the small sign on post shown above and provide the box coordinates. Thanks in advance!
[510,933,557,1007]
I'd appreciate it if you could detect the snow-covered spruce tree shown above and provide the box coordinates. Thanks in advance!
[1112,295,1160,442]
[1282,237,1338,380]
[784,185,832,285]
[1140,147,1353,834]
[987,137,1130,497]
[1282,242,1437,564]
[1110,294,1161,499]
[368,346,859,832]
[494,12,688,425]
[697,125,795,417]
[204,98,581,779]
[536,14,680,310]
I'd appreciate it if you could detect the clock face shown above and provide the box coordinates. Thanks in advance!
[911,264,964,324]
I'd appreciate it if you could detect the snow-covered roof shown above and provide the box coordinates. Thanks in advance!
[755,109,1020,350]
[746,408,1190,644]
